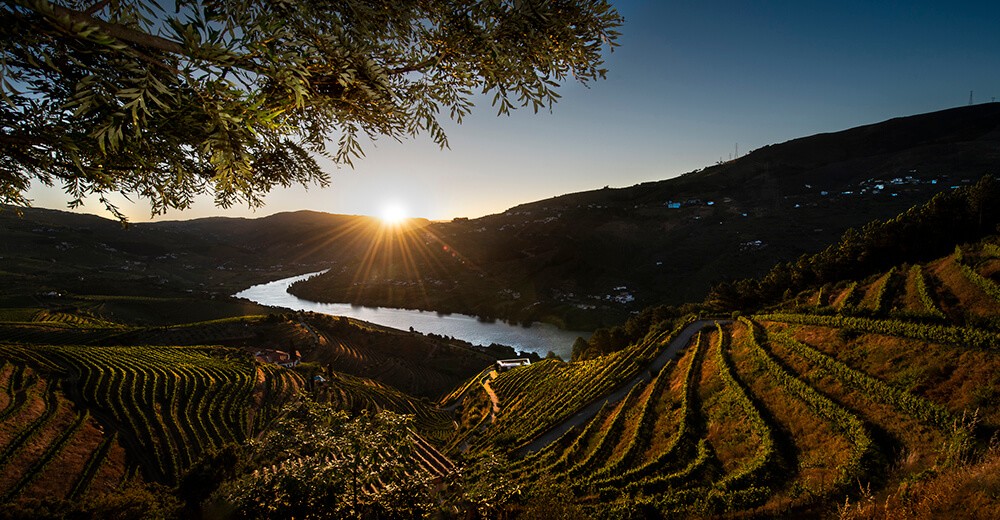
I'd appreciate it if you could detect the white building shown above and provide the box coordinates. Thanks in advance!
[496,358,532,372]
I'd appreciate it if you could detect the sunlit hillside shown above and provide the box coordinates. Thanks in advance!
[447,239,1000,516]
[2,108,1000,517]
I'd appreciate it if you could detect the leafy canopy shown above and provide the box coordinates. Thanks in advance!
[1,0,622,219]
[216,401,434,519]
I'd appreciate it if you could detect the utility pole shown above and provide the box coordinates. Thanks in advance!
[735,143,739,159]
[969,90,974,105]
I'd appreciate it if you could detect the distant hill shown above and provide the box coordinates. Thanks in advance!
[291,103,1000,328]
[0,205,429,302]
[5,104,1000,329]
[3,103,1000,515]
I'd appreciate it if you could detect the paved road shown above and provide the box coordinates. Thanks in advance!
[512,319,728,457]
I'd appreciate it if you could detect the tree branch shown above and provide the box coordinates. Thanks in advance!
[83,0,111,17]
[389,53,446,75]
[36,1,187,55]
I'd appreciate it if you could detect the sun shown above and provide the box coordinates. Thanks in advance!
[379,202,408,225]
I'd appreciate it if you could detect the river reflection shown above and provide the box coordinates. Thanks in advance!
[234,271,590,360]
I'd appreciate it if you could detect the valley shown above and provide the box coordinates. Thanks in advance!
[1,105,1000,517]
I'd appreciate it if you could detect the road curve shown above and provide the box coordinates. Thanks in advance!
[513,319,729,457]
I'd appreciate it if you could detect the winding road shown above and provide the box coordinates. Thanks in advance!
[512,319,728,457]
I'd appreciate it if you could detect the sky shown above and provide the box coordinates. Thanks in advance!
[27,1,1000,222]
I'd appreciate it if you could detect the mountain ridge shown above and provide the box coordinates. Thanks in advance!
[5,103,1000,329]
[291,104,1000,328]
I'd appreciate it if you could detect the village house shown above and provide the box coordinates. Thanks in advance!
[254,349,301,368]
[495,358,532,372]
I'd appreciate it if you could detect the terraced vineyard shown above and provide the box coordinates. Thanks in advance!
[460,321,691,452]
[453,244,1000,515]
[462,308,997,517]
[0,361,129,504]
[2,239,999,516]
[0,343,303,504]
[315,369,457,444]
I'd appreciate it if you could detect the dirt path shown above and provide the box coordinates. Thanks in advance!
[297,318,321,349]
[481,371,500,423]
[512,319,728,457]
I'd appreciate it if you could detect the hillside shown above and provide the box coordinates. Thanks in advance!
[6,105,999,331]
[0,305,499,515]
[0,206,433,301]
[3,236,999,516]
[2,105,1000,517]
[290,103,1000,329]
[442,238,1000,517]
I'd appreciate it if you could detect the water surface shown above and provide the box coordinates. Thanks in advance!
[235,271,589,359]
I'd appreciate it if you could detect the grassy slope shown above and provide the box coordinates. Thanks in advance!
[454,239,1000,517]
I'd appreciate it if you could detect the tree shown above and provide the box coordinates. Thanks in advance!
[570,336,589,361]
[214,401,436,519]
[1,0,622,220]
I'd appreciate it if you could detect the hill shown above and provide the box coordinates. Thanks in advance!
[4,236,999,516]
[443,237,1000,517]
[0,206,432,301]
[6,104,999,330]
[2,105,1000,516]
[290,103,1000,329]
[0,306,498,515]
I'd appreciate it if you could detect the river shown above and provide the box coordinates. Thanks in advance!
[234,271,590,359]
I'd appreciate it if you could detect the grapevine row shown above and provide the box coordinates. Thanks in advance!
[739,318,880,488]
[585,330,707,490]
[0,344,298,485]
[588,359,676,481]
[712,324,777,493]
[483,325,685,449]
[769,332,955,431]
[910,265,946,319]
[871,267,897,316]
[1,410,89,502]
[756,313,1000,350]
[0,382,59,482]
[957,258,1000,304]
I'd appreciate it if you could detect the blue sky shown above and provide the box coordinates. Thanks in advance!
[28,1,1000,221]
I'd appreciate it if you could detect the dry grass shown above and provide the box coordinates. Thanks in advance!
[0,363,13,412]
[0,370,128,502]
[605,372,657,462]
[839,445,1000,520]
[19,407,127,501]
[901,265,929,313]
[86,439,130,497]
[768,325,946,472]
[0,394,75,492]
[928,255,1000,319]
[779,323,1000,429]
[640,342,691,459]
[856,273,889,312]
[0,374,48,448]
[830,287,852,310]
[567,392,629,466]
[699,327,762,474]
[729,324,853,512]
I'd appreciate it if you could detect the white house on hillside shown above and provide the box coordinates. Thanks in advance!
[496,358,532,372]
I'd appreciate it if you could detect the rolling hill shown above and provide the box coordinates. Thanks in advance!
[441,237,1000,517]
[6,104,1000,331]
[2,104,1000,517]
[290,103,1000,329]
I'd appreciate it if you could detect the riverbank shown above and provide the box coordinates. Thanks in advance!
[235,272,592,360]
[285,271,629,332]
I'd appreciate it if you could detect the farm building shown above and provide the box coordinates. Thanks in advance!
[254,349,301,368]
[496,358,532,372]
